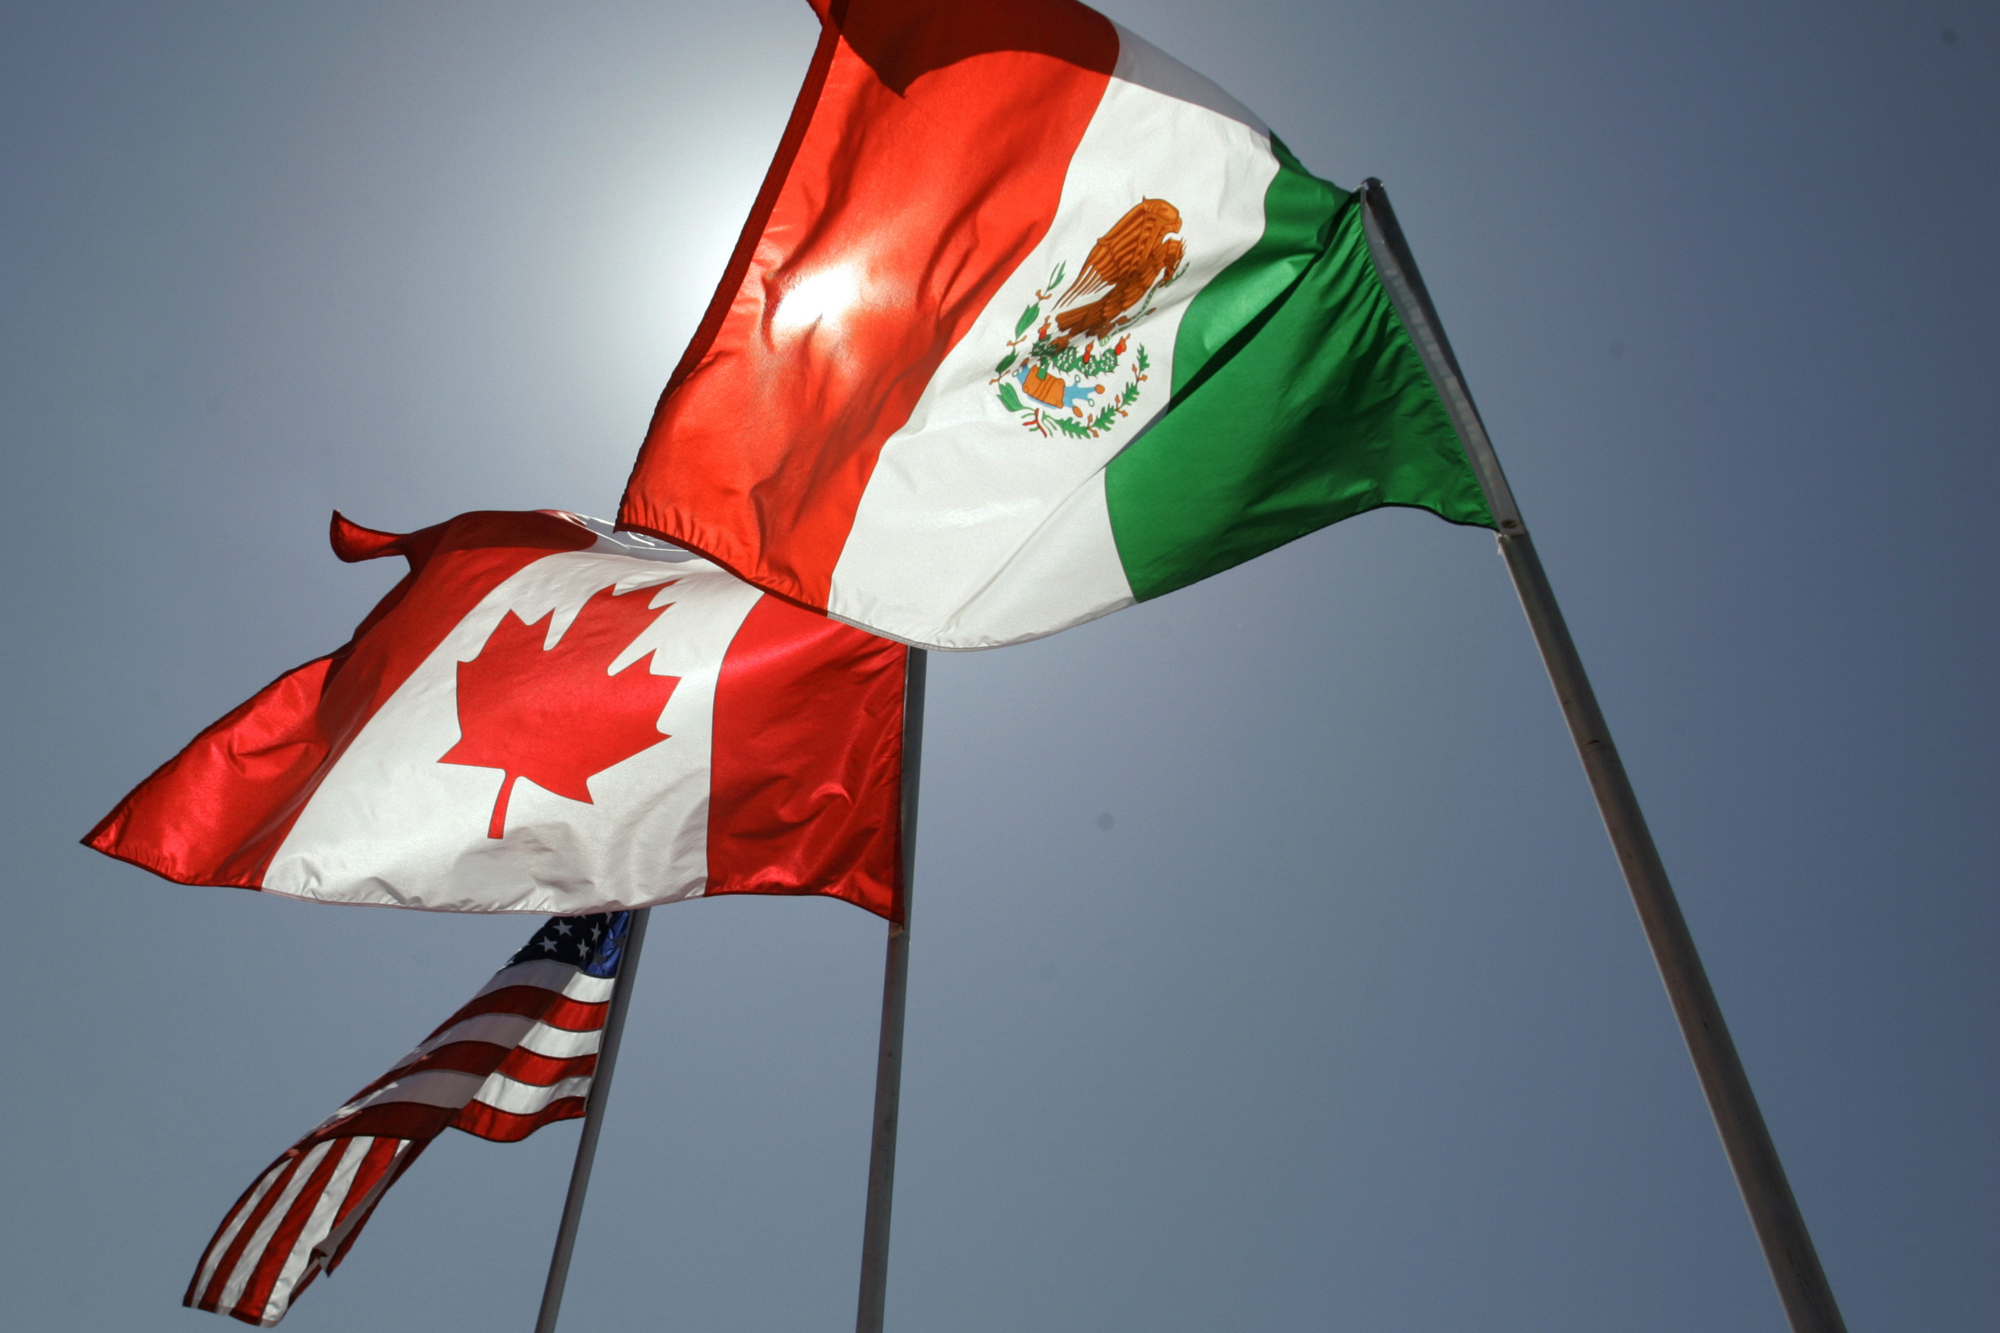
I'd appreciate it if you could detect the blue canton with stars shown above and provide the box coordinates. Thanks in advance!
[504,911,632,978]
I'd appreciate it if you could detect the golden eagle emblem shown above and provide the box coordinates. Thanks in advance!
[992,199,1187,440]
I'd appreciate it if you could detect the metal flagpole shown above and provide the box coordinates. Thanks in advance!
[1358,179,1847,1333]
[534,906,652,1333]
[854,646,928,1333]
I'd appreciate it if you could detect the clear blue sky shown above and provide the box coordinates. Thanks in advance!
[3,2,1994,1329]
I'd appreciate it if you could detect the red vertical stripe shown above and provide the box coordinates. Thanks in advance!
[453,1096,590,1143]
[195,1152,304,1312]
[492,1045,598,1087]
[318,1139,411,1274]
[705,596,908,919]
[413,985,609,1044]
[619,0,1119,609]
[91,660,335,890]
[185,1159,283,1310]
[233,1142,349,1321]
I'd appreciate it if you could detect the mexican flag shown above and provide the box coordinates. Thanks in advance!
[85,511,909,919]
[618,0,1496,651]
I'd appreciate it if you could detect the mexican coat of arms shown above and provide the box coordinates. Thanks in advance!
[992,198,1186,440]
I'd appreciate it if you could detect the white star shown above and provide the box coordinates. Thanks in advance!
[554,920,573,936]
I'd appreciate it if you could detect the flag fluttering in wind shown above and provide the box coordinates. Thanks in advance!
[87,510,908,918]
[617,0,1495,650]
[187,911,635,1327]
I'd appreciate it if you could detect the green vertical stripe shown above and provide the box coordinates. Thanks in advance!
[1169,140,1344,396]
[1106,163,1494,603]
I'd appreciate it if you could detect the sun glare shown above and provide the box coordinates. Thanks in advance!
[771,265,862,335]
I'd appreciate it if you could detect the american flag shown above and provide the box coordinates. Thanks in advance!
[185,911,634,1326]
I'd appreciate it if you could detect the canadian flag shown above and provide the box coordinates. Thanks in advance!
[86,510,908,918]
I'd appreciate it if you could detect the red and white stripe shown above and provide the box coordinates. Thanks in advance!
[185,956,614,1325]
[185,1137,418,1327]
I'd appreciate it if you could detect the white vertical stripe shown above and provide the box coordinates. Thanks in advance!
[339,1069,488,1113]
[408,1010,603,1061]
[408,1010,538,1058]
[252,1138,373,1326]
[417,1013,603,1062]
[894,470,1133,648]
[214,1140,335,1314]
[1106,21,1269,135]
[472,1071,594,1116]
[516,1020,602,1060]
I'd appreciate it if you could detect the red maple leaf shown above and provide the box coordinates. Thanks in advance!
[441,582,683,839]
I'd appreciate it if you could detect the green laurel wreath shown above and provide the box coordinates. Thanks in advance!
[991,266,1152,440]
[998,345,1150,440]
[1029,336,1121,378]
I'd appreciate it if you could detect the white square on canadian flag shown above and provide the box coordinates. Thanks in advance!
[266,538,760,911]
